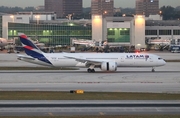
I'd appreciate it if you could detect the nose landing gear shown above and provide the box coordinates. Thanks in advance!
[152,67,155,72]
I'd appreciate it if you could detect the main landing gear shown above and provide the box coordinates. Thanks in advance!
[152,67,155,72]
[87,64,95,73]
[87,68,95,73]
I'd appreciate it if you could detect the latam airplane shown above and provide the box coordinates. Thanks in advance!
[17,34,166,72]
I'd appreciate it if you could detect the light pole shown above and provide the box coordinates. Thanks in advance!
[35,15,40,24]
[10,15,14,22]
[103,11,107,16]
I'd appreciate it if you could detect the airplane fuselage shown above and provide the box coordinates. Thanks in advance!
[18,33,167,72]
[19,53,166,68]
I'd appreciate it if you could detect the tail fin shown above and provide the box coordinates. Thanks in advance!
[19,33,44,58]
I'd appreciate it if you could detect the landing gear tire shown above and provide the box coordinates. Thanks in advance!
[91,69,95,73]
[152,68,155,72]
[87,69,91,73]
[87,68,95,73]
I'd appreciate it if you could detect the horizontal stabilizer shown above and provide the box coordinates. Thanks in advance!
[17,54,35,60]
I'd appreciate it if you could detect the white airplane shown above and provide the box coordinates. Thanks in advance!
[0,38,8,50]
[72,38,96,47]
[17,34,166,72]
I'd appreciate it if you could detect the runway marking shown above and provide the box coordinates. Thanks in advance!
[140,82,163,83]
[77,82,164,84]
[78,82,100,84]
[48,112,54,116]
[156,108,162,112]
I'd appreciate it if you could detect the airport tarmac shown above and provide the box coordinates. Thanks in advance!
[0,52,180,116]
[0,53,180,93]
[0,64,180,93]
[1,107,180,116]
[0,100,180,116]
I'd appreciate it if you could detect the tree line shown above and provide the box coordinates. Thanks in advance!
[160,6,180,20]
[0,6,36,13]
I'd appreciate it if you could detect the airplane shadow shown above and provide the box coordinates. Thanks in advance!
[0,71,180,74]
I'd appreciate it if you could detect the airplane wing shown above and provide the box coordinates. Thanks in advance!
[17,54,35,60]
[64,56,103,64]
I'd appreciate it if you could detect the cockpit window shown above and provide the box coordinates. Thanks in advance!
[158,58,163,60]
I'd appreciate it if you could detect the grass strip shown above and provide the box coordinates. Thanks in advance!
[0,115,180,118]
[0,91,179,100]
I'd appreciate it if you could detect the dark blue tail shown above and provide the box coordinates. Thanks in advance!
[19,34,52,65]
[19,34,43,58]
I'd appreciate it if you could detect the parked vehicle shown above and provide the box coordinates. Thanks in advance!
[170,45,180,53]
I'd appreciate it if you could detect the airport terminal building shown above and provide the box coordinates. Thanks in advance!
[0,12,91,46]
[0,12,180,48]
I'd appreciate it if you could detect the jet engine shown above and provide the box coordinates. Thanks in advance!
[101,61,117,71]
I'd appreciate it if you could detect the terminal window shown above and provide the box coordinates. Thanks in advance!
[107,28,130,43]
[108,30,115,35]
[159,30,171,35]
[145,30,157,35]
[173,30,180,35]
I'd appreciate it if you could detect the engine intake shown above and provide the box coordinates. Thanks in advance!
[101,61,117,71]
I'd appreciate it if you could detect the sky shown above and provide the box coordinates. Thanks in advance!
[0,0,179,8]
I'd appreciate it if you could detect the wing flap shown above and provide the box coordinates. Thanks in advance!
[17,54,35,60]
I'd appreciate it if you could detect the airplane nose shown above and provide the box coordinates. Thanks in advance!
[158,60,166,66]
[162,60,166,66]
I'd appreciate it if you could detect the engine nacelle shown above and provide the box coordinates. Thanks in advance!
[101,61,117,71]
